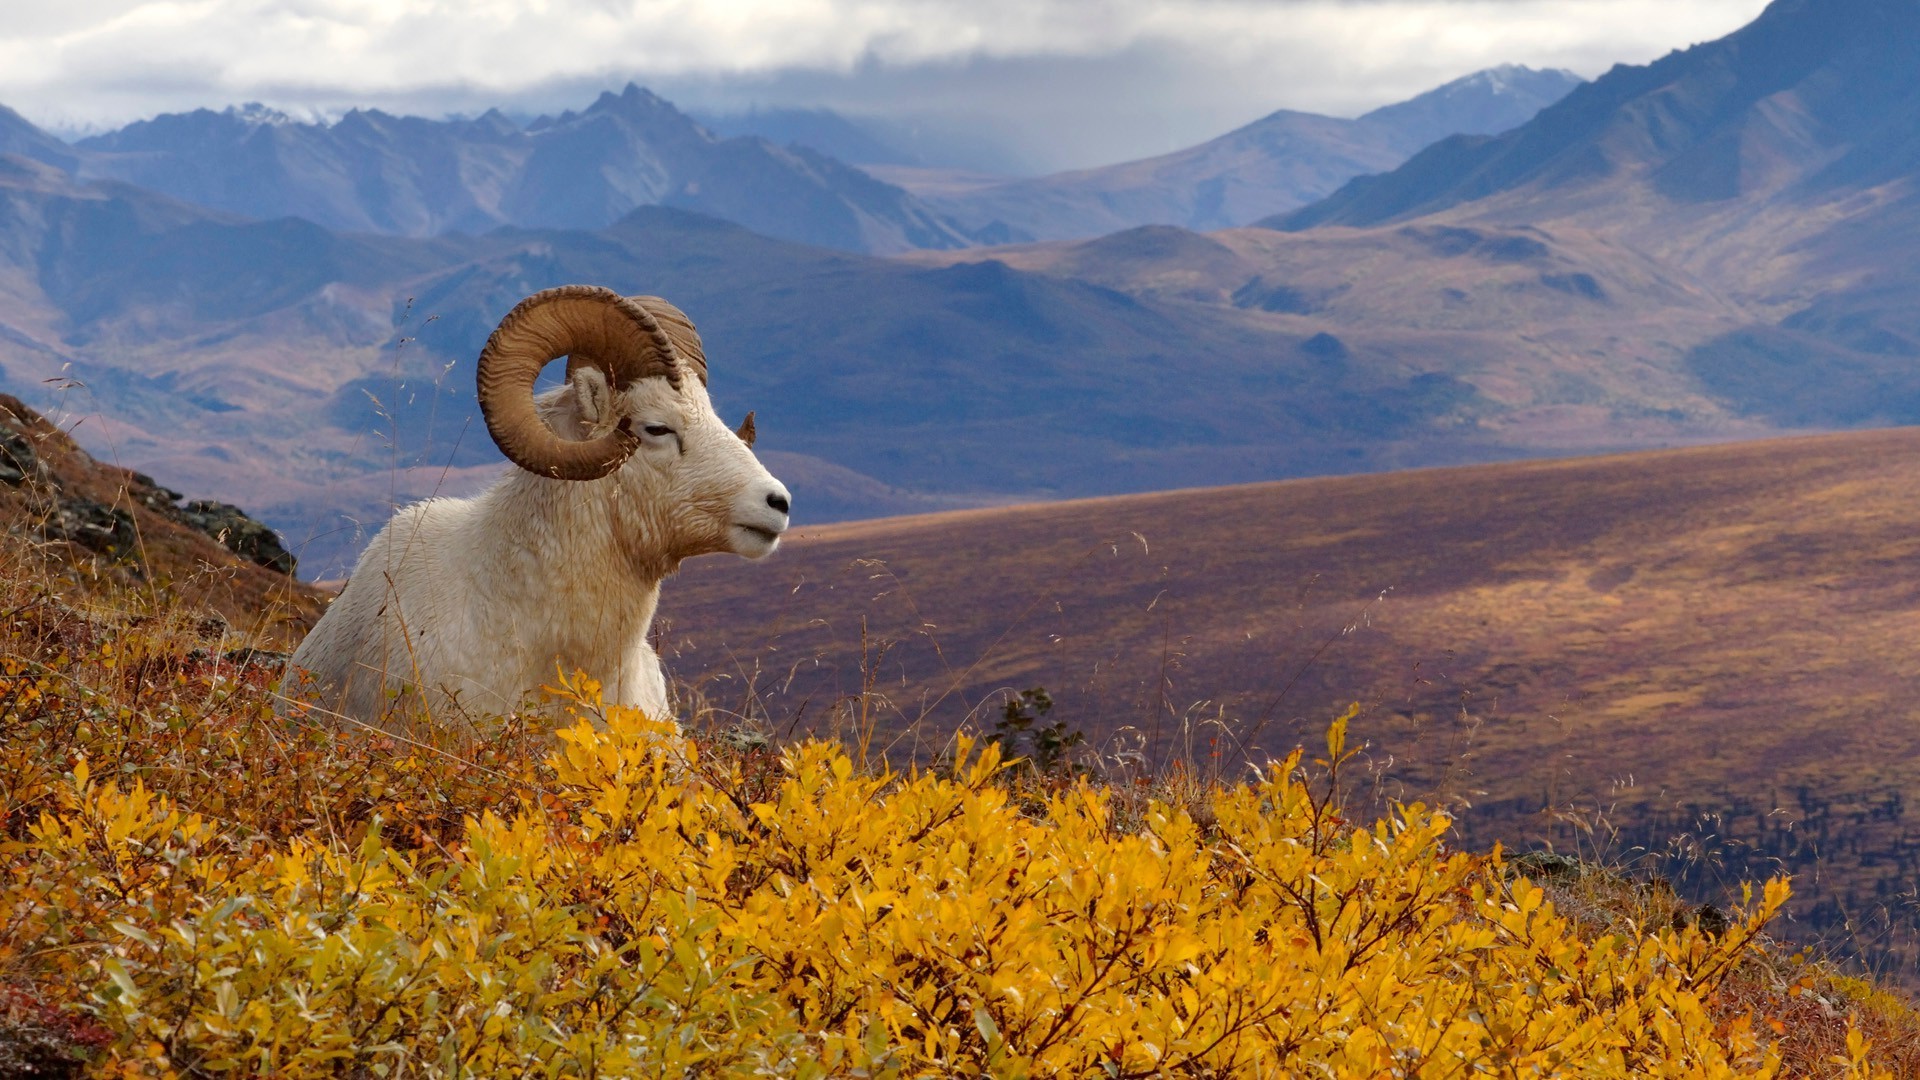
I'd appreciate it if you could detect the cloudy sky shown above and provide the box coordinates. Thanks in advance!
[2,0,1770,173]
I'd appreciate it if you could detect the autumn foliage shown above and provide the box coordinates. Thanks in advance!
[0,586,1908,1076]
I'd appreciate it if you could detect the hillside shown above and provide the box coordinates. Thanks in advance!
[1259,0,1920,427]
[882,66,1582,242]
[11,553,1911,1073]
[0,393,323,644]
[658,425,1920,975]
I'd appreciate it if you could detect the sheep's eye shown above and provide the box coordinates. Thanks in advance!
[642,424,675,439]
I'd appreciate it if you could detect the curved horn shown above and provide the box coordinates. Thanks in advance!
[627,295,707,386]
[734,410,756,447]
[476,285,682,481]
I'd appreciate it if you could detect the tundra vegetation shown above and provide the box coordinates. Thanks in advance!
[3,540,1920,1076]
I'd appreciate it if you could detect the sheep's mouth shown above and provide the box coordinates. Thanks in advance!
[735,524,782,545]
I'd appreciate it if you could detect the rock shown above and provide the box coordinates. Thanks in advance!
[38,498,139,560]
[1509,850,1583,881]
[179,500,297,577]
[1690,903,1732,938]
[0,420,41,487]
[128,472,185,512]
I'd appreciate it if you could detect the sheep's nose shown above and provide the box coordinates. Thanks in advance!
[767,492,791,516]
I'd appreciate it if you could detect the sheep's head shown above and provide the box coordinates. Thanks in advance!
[476,285,790,566]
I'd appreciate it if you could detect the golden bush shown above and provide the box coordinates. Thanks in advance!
[5,672,1893,1078]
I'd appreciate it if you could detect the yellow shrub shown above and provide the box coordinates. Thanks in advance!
[1,689,1890,1077]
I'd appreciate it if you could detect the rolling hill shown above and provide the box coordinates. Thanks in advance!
[880,66,1583,243]
[658,425,1920,977]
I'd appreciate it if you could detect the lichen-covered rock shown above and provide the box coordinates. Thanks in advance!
[0,419,44,487]
[128,472,185,512]
[38,498,140,560]
[178,500,297,577]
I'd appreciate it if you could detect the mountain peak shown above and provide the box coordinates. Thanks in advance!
[1357,65,1585,154]
[225,102,296,127]
[1280,0,1920,230]
[588,83,674,115]
[1460,64,1581,94]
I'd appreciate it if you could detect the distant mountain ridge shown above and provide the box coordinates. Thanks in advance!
[0,70,1582,256]
[57,85,975,255]
[1276,0,1920,230]
[694,107,920,167]
[1355,65,1591,153]
[0,105,79,173]
[885,66,1583,242]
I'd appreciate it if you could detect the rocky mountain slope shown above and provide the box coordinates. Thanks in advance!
[1260,0,1920,426]
[882,66,1582,242]
[0,392,322,641]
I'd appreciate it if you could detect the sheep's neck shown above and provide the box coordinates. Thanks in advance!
[469,472,671,669]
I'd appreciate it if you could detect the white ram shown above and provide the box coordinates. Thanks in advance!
[285,285,790,732]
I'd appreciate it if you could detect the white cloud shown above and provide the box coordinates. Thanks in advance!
[0,0,1770,168]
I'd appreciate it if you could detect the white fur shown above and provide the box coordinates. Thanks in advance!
[286,371,789,732]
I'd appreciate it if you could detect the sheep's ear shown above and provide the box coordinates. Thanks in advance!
[570,366,619,433]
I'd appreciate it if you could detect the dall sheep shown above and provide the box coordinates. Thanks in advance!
[286,285,790,732]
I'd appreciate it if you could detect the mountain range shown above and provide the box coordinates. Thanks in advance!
[1267,0,1920,426]
[879,65,1584,242]
[0,63,1598,577]
[0,152,1513,579]
[49,87,973,255]
[0,68,1580,256]
[912,0,1920,457]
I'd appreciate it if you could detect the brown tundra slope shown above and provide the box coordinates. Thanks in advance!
[660,425,1920,975]
[0,394,324,646]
